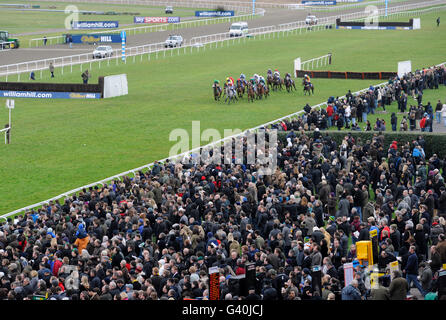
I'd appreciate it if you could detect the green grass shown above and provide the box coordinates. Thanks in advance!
[0,0,205,46]
[0,11,446,215]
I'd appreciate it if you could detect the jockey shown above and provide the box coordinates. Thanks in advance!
[304,74,311,84]
[240,73,247,86]
[267,69,273,77]
[250,77,257,88]
[274,69,280,78]
[213,79,220,87]
[259,75,266,86]
[227,78,236,95]
[253,74,259,83]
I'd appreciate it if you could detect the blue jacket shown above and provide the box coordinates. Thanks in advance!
[406,253,418,275]
[341,284,362,300]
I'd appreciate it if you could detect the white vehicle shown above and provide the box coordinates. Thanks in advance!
[92,45,113,59]
[229,22,248,37]
[165,6,173,14]
[305,15,318,25]
[164,35,183,48]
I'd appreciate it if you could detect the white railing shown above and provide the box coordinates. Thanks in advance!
[0,79,391,219]
[28,8,265,47]
[301,54,332,70]
[2,0,442,81]
[23,0,293,10]
[2,60,445,218]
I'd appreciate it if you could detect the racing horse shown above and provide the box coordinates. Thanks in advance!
[224,83,237,105]
[236,79,245,98]
[213,83,222,101]
[267,74,275,91]
[247,82,256,103]
[302,79,314,95]
[261,82,270,99]
[273,75,284,91]
[284,75,296,93]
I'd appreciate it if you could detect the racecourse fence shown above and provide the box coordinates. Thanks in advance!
[300,54,332,70]
[1,0,443,81]
[28,8,266,47]
[1,61,445,219]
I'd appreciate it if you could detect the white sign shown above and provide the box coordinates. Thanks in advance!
[103,74,128,98]
[294,57,301,78]
[413,18,421,30]
[6,99,14,109]
[398,60,412,78]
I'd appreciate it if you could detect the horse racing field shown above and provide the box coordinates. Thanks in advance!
[1,10,446,214]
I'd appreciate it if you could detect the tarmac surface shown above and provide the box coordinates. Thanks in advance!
[0,0,430,66]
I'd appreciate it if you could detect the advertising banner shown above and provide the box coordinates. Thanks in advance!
[302,1,337,5]
[194,11,235,17]
[0,90,101,99]
[70,34,122,44]
[133,16,180,24]
[72,21,119,29]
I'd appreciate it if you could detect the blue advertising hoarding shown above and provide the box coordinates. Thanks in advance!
[194,11,235,17]
[72,21,119,29]
[70,34,122,44]
[302,1,336,5]
[0,90,101,99]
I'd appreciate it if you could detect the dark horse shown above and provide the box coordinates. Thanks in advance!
[302,79,314,95]
[247,82,256,103]
[236,79,245,98]
[267,74,275,91]
[284,75,296,93]
[273,75,284,91]
[213,83,222,101]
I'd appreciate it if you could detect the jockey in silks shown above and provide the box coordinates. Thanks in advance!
[259,75,266,88]
[213,79,221,92]
[303,74,311,84]
[273,69,280,79]
[250,77,257,92]
[253,74,260,84]
[267,69,273,78]
[240,73,247,87]
[226,77,236,95]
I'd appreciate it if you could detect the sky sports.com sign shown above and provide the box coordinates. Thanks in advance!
[133,16,180,24]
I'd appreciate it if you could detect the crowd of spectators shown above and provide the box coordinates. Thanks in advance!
[273,65,446,133]
[1,124,446,300]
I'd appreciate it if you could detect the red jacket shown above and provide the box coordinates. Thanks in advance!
[326,105,334,117]
[420,117,426,128]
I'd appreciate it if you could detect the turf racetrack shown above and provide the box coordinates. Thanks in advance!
[0,10,445,215]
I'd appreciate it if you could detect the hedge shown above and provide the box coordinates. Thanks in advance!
[277,130,445,158]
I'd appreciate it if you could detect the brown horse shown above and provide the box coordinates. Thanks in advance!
[256,82,265,100]
[267,74,275,91]
[247,82,255,103]
[213,83,222,101]
[262,83,270,99]
[236,79,245,98]
[284,75,296,92]
[302,79,314,95]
